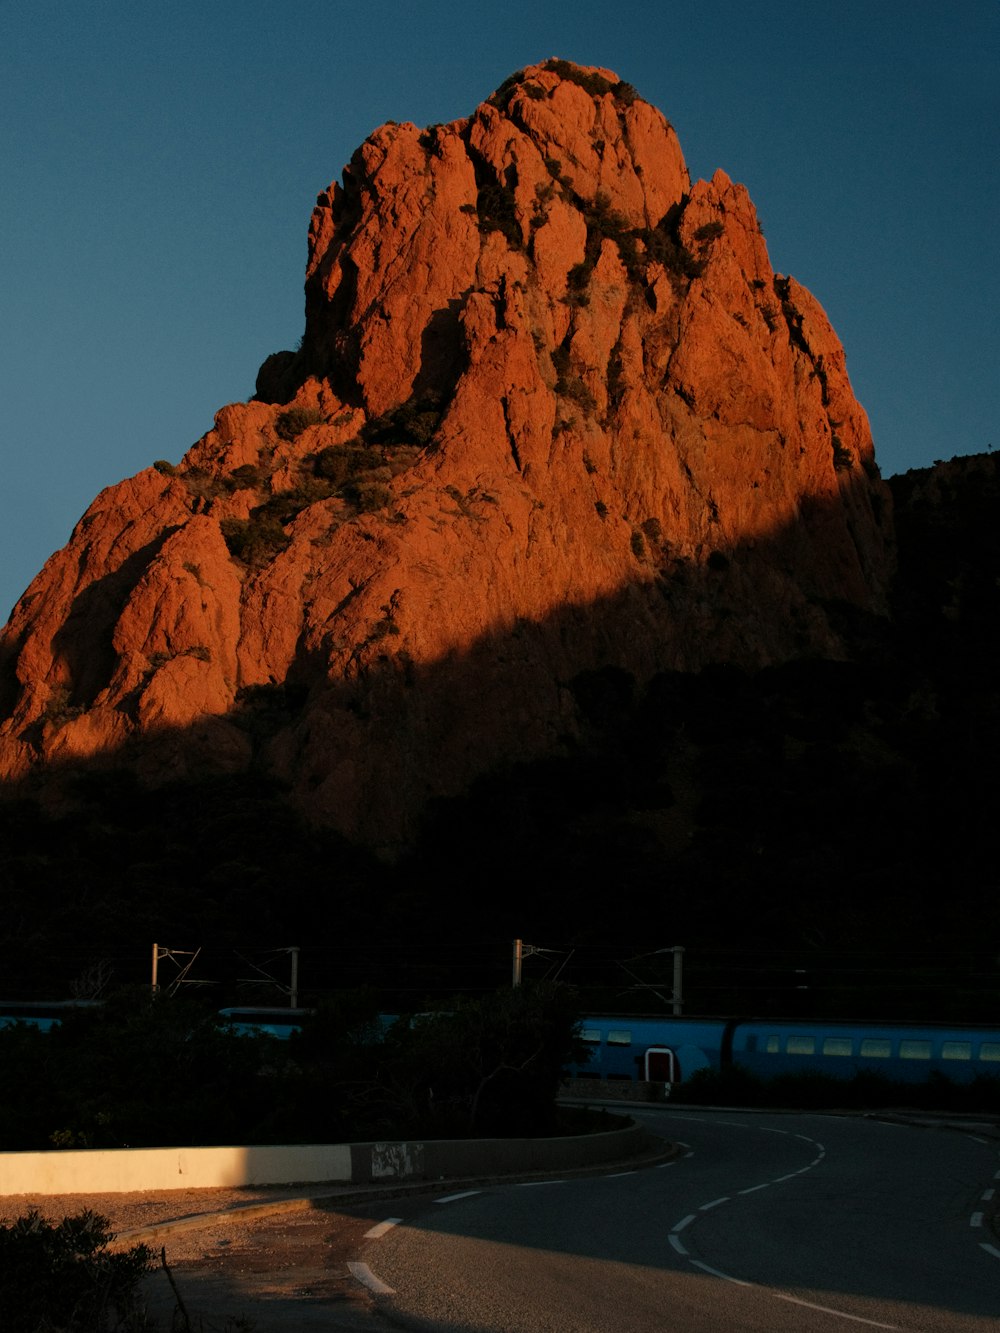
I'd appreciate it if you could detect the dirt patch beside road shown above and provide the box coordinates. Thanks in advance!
[3,1190,394,1331]
[143,1200,390,1331]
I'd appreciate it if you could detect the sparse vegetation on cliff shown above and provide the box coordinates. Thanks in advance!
[275,405,324,441]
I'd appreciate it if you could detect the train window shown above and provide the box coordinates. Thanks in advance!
[941,1042,972,1061]
[607,1030,632,1046]
[822,1037,853,1057]
[978,1043,1000,1062]
[786,1035,816,1055]
[859,1038,892,1058]
[765,1035,781,1053]
[744,1035,758,1052]
[899,1040,931,1060]
[579,1030,601,1044]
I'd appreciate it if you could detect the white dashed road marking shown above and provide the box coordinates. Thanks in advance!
[364,1218,402,1239]
[665,1123,894,1325]
[434,1190,481,1204]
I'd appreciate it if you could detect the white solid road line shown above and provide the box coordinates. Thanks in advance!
[348,1262,395,1295]
[774,1292,898,1329]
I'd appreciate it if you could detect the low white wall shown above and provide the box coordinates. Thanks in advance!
[0,1120,658,1196]
[0,1143,353,1195]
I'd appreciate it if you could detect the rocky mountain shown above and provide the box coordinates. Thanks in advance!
[0,60,893,849]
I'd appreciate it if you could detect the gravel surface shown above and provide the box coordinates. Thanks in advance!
[3,1186,393,1330]
[1,1184,310,1235]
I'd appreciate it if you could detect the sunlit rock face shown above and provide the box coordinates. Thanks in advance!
[0,60,892,846]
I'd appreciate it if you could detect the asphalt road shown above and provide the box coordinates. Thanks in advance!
[353,1108,1000,1332]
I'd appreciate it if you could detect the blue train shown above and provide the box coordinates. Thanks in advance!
[570,1015,1000,1087]
[5,1001,1000,1091]
[0,1000,102,1032]
[216,1008,1000,1089]
[216,1006,316,1039]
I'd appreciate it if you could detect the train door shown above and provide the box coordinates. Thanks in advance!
[644,1046,677,1084]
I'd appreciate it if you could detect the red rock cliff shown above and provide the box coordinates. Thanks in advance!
[0,61,893,846]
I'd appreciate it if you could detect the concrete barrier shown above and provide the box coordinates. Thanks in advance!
[0,1144,353,1195]
[0,1120,659,1196]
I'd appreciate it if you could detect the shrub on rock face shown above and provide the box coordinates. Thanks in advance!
[220,515,291,566]
[275,406,323,441]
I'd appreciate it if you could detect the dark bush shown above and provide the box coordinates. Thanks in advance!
[346,480,393,514]
[228,462,267,490]
[0,1210,153,1333]
[487,68,527,110]
[275,406,323,441]
[832,436,854,471]
[251,478,338,526]
[544,60,615,98]
[314,443,383,485]
[476,177,522,248]
[220,515,290,566]
[694,221,725,243]
[366,397,442,447]
[8,991,280,1150]
[641,225,704,280]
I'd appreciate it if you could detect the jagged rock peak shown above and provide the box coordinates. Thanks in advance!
[257,58,691,414]
[0,60,894,847]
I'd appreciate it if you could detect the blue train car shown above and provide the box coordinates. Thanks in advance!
[569,1015,728,1084]
[730,1018,1000,1085]
[217,1006,314,1039]
[570,1013,1000,1089]
[0,1000,101,1032]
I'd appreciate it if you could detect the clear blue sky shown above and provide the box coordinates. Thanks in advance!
[2,2,997,621]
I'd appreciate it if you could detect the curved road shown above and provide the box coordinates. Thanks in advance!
[351,1107,1000,1332]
